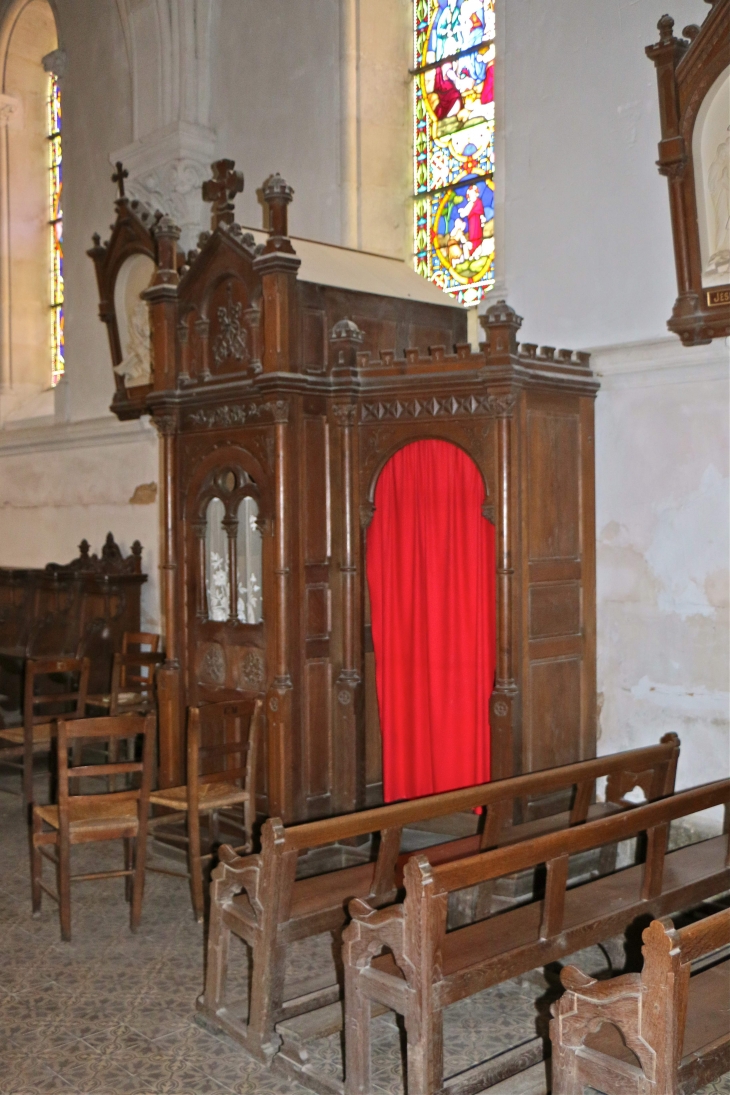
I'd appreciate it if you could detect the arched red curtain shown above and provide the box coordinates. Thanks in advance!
[366,439,496,802]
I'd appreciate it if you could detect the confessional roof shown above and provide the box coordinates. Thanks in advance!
[239,227,457,307]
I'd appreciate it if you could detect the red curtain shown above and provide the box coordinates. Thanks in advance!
[366,440,496,802]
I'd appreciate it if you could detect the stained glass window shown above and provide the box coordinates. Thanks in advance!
[413,0,495,305]
[47,75,64,385]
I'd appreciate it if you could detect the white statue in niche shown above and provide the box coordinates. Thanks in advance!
[706,126,730,279]
[114,300,152,388]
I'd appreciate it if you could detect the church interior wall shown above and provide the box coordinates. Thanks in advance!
[0,0,725,797]
[593,338,728,804]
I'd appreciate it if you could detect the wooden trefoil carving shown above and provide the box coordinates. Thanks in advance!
[213,282,249,368]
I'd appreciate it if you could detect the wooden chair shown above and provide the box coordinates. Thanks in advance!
[551,907,730,1095]
[0,656,90,812]
[148,697,263,922]
[86,630,162,715]
[30,713,155,942]
[342,779,730,1095]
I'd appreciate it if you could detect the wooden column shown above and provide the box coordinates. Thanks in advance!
[645,18,694,310]
[333,402,361,813]
[151,408,184,788]
[481,301,522,783]
[145,215,183,787]
[254,175,301,374]
[267,400,293,819]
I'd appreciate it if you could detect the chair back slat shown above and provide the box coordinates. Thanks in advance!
[122,631,161,654]
[198,767,247,786]
[68,761,144,779]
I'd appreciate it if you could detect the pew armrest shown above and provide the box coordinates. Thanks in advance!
[211,843,263,918]
[343,898,413,982]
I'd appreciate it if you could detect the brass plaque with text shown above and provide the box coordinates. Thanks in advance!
[706,286,730,308]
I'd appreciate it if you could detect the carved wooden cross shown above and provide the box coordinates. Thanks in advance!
[112,161,128,199]
[202,159,244,230]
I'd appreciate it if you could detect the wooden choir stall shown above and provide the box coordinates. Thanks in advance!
[0,534,146,717]
[89,162,599,825]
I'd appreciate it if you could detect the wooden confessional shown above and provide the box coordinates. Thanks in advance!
[89,162,598,823]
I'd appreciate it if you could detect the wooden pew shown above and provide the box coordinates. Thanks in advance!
[197,737,679,1067]
[342,780,730,1095]
[550,906,730,1095]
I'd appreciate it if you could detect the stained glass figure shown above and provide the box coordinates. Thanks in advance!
[48,75,64,385]
[413,0,495,305]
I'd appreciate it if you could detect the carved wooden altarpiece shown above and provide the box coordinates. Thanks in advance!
[646,0,730,344]
[89,164,599,824]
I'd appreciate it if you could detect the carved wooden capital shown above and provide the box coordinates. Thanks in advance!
[487,393,517,417]
[151,410,179,436]
[265,399,290,424]
[333,403,357,427]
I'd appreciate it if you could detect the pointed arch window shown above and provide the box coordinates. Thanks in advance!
[413,0,495,305]
[48,72,63,385]
[0,0,61,412]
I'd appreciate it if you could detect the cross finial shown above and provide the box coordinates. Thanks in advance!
[112,161,128,199]
[202,159,244,230]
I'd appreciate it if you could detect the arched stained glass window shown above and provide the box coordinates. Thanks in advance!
[48,73,63,385]
[413,0,495,306]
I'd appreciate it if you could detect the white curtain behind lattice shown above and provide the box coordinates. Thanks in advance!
[205,497,229,621]
[236,497,263,623]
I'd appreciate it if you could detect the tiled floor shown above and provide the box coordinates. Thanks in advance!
[0,784,728,1095]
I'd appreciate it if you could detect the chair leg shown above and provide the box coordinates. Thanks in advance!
[31,810,43,917]
[123,837,133,903]
[57,831,72,942]
[22,732,34,823]
[187,808,205,923]
[130,827,148,933]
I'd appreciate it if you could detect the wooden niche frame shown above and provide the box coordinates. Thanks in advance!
[87,164,161,419]
[646,0,730,344]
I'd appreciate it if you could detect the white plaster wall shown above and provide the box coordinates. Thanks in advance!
[501,0,711,348]
[212,0,412,256]
[593,339,729,815]
[211,0,342,243]
[56,0,133,422]
[0,1,160,627]
[0,420,160,628]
